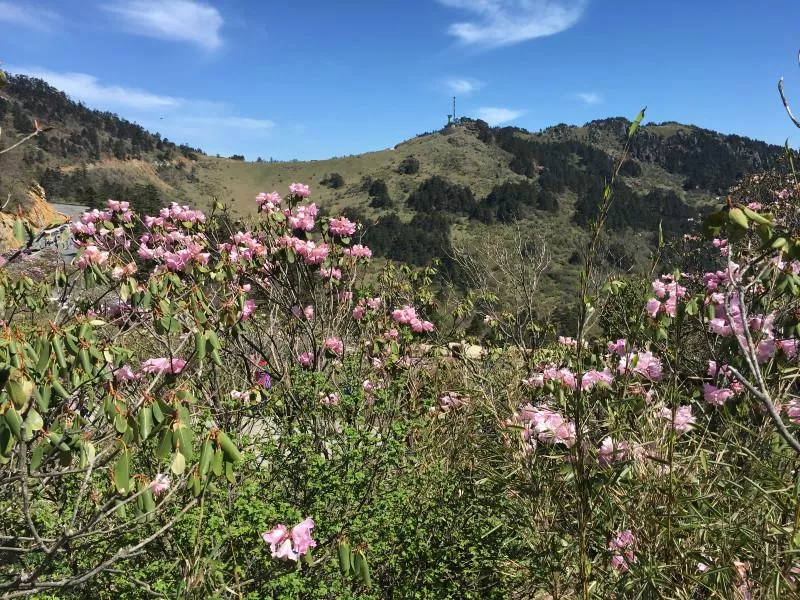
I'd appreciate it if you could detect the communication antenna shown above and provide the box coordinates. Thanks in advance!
[452,96,457,122]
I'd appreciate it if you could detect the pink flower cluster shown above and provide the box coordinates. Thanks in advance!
[523,367,577,391]
[278,236,329,265]
[261,517,316,561]
[598,436,629,468]
[141,357,187,375]
[150,473,170,496]
[289,182,310,198]
[582,368,614,391]
[431,392,468,414]
[344,244,372,258]
[507,404,577,449]
[288,203,318,231]
[617,350,663,381]
[328,217,356,237]
[657,405,695,434]
[391,305,434,333]
[219,231,268,264]
[255,191,281,213]
[609,529,636,572]
[324,337,344,356]
[135,204,210,273]
[646,274,688,318]
[353,297,382,320]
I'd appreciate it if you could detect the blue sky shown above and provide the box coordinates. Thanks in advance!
[2,0,800,160]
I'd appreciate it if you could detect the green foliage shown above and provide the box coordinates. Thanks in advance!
[320,172,345,189]
[406,175,475,214]
[397,155,420,175]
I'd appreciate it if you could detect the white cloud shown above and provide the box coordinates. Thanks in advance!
[176,116,275,131]
[9,67,182,111]
[103,0,224,50]
[8,67,275,146]
[476,106,524,125]
[575,92,602,105]
[438,0,587,47]
[443,77,485,95]
[0,2,60,31]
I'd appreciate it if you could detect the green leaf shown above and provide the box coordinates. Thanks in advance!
[217,431,242,463]
[199,439,213,476]
[627,107,647,139]
[156,430,173,460]
[211,447,223,476]
[728,207,749,229]
[338,541,352,576]
[3,407,22,440]
[170,451,186,475]
[115,449,131,495]
[12,219,25,244]
[138,405,153,441]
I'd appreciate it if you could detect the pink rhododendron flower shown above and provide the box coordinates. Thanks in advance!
[261,518,317,561]
[785,398,800,424]
[288,183,310,198]
[703,384,734,406]
[150,473,170,496]
[345,244,373,258]
[290,518,317,555]
[141,357,187,375]
[298,352,314,368]
[658,405,695,434]
[598,436,628,468]
[609,529,636,572]
[77,245,110,269]
[324,337,344,356]
[114,364,138,382]
[508,404,576,448]
[608,339,628,356]
[618,351,663,381]
[255,191,281,213]
[320,392,341,405]
[582,368,614,390]
[240,299,256,321]
[779,339,799,360]
[328,217,356,237]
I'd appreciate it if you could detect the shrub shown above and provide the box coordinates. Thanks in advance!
[397,155,420,175]
[320,172,345,189]
[406,176,475,214]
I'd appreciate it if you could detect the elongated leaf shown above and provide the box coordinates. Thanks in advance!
[217,431,242,463]
[115,450,130,495]
[170,451,186,475]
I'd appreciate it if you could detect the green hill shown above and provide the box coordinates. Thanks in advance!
[0,74,786,316]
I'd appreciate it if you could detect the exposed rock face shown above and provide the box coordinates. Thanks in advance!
[0,183,66,250]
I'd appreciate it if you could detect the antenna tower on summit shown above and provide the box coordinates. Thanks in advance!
[452,96,457,122]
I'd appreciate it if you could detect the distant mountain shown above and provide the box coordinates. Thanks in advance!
[0,75,787,315]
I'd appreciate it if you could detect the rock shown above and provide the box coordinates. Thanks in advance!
[0,183,66,251]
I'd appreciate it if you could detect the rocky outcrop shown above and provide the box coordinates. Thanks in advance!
[0,183,66,250]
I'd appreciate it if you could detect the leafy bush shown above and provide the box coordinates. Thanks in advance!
[397,155,420,175]
[406,176,475,214]
[320,172,345,189]
[365,178,391,208]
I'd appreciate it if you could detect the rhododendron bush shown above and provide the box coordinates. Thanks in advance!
[3,106,800,599]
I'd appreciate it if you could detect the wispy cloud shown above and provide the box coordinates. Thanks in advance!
[438,0,587,48]
[176,116,275,131]
[8,67,275,151]
[0,2,60,31]
[9,67,182,111]
[575,92,602,105]
[476,106,524,125]
[442,77,485,95]
[103,0,224,50]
